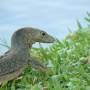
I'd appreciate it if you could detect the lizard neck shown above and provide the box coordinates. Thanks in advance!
[11,43,32,57]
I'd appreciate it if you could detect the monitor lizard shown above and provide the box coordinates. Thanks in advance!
[0,27,55,84]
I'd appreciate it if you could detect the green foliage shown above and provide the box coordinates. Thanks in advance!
[0,13,90,90]
[85,12,90,27]
[85,12,90,23]
[77,20,83,29]
[0,38,10,49]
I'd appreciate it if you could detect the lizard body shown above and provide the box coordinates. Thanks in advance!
[0,27,55,84]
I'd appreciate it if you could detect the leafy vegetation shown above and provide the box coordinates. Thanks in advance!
[0,12,90,90]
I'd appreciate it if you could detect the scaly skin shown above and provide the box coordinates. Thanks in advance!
[0,27,55,84]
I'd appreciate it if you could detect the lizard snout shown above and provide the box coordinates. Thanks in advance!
[47,36,55,43]
[43,35,56,43]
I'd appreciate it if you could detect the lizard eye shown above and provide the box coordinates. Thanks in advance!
[41,31,46,36]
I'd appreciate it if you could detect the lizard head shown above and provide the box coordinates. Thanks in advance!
[11,27,55,48]
[25,27,55,43]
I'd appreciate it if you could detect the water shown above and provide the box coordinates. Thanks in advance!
[0,0,90,52]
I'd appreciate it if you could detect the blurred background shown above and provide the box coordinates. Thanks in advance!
[0,0,90,53]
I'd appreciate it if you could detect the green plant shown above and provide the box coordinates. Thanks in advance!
[0,12,90,90]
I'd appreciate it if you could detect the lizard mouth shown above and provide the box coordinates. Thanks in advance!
[43,36,56,43]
